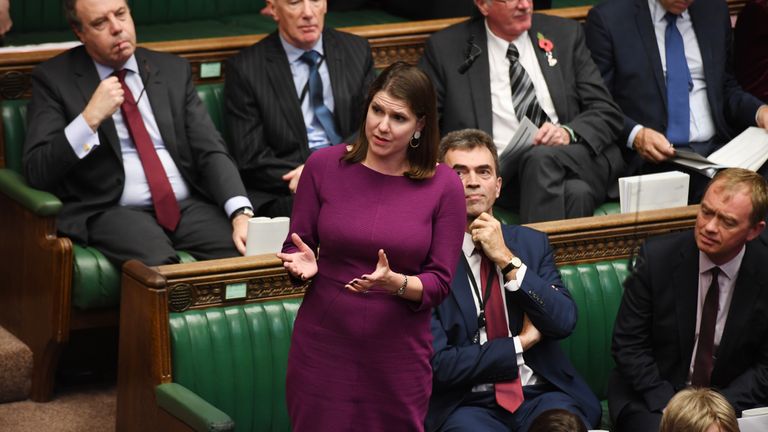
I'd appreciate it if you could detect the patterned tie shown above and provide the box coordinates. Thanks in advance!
[114,69,180,232]
[664,13,692,146]
[506,44,548,127]
[480,252,524,412]
[691,267,720,386]
[299,50,342,147]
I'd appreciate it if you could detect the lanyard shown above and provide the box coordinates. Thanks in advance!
[299,55,327,104]
[461,253,497,343]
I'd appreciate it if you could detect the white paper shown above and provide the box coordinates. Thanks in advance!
[670,127,768,177]
[499,116,538,179]
[739,413,768,432]
[619,171,689,213]
[245,216,290,256]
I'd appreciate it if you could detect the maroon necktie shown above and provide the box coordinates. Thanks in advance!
[114,69,180,232]
[480,253,524,412]
[691,267,720,386]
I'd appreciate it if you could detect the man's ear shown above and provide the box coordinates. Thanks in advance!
[747,220,766,242]
[474,0,491,16]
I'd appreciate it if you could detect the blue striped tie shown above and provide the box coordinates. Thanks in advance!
[664,13,692,145]
[300,50,342,147]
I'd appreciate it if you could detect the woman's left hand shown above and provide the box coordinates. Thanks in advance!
[346,249,395,294]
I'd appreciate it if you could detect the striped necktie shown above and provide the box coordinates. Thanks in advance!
[506,44,548,127]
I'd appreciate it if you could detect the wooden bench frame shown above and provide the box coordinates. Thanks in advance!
[114,205,699,431]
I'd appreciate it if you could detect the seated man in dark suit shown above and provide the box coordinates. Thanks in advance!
[426,129,600,432]
[610,168,768,432]
[585,0,768,198]
[225,0,375,217]
[419,0,623,223]
[23,0,254,266]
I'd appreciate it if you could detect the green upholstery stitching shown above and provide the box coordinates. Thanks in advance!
[169,299,301,432]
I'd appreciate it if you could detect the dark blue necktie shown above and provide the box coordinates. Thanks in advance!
[299,50,342,146]
[664,13,692,146]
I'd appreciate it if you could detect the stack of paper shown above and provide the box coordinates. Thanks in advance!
[245,216,290,256]
[619,171,690,213]
[671,127,768,177]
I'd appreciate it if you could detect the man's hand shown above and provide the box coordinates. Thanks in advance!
[282,164,305,194]
[757,105,768,130]
[82,77,124,132]
[231,213,249,255]
[633,127,675,163]
[519,313,541,351]
[469,212,515,268]
[533,122,570,146]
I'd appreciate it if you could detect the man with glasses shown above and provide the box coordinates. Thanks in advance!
[225,0,375,217]
[420,0,623,224]
[24,0,253,266]
[426,129,600,431]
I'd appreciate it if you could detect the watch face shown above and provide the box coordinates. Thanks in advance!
[511,257,522,268]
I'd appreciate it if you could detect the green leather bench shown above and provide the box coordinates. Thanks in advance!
[6,0,406,46]
[114,257,627,431]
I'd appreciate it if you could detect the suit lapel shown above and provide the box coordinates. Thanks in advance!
[674,240,700,370]
[323,30,345,132]
[138,50,179,160]
[469,20,493,135]
[714,243,767,379]
[265,34,307,146]
[74,49,121,160]
[528,19,567,122]
[635,0,667,105]
[451,260,482,342]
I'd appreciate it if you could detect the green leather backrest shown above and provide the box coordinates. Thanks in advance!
[169,299,301,432]
[195,83,226,138]
[1,99,28,174]
[558,260,629,400]
[9,0,69,33]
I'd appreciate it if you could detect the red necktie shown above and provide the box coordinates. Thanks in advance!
[480,253,524,412]
[114,69,180,231]
[691,267,720,386]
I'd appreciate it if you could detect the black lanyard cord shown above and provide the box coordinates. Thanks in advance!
[461,253,497,315]
[299,55,327,104]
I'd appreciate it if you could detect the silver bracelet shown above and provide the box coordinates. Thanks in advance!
[395,274,407,296]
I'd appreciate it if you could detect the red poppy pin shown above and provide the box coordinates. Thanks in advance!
[537,32,557,67]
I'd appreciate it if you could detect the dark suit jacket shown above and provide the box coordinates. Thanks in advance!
[23,46,246,243]
[224,28,375,211]
[419,15,624,179]
[585,0,764,160]
[426,225,600,432]
[610,231,768,417]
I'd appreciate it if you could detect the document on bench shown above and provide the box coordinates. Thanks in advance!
[499,116,538,180]
[670,127,768,178]
[245,217,290,256]
[619,171,689,213]
[739,408,768,432]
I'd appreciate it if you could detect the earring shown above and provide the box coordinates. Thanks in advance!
[410,130,421,148]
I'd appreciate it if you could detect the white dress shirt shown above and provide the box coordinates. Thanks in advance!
[485,20,559,155]
[461,234,540,391]
[687,247,745,383]
[627,0,716,148]
[281,34,336,150]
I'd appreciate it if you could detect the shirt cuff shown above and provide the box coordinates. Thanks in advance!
[503,263,527,292]
[224,196,253,219]
[65,114,100,159]
[513,336,525,367]
[628,124,643,149]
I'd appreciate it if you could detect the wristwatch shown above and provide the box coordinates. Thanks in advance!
[230,206,254,221]
[501,256,523,275]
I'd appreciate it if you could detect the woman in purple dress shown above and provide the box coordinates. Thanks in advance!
[277,62,465,431]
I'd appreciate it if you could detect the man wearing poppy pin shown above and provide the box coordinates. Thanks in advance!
[419,0,624,223]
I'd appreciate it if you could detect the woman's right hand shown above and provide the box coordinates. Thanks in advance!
[277,233,318,281]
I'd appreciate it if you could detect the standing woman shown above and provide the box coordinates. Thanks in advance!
[278,62,465,431]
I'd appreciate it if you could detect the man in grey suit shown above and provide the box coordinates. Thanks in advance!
[225,0,375,217]
[419,0,623,223]
[23,0,253,266]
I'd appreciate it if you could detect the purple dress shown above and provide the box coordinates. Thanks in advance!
[282,145,465,431]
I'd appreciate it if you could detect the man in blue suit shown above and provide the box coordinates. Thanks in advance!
[426,129,600,432]
[585,0,768,192]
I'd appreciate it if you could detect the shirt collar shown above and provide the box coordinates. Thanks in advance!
[649,0,690,24]
[462,233,477,259]
[699,246,745,281]
[93,54,139,80]
[280,34,325,64]
[484,19,529,54]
